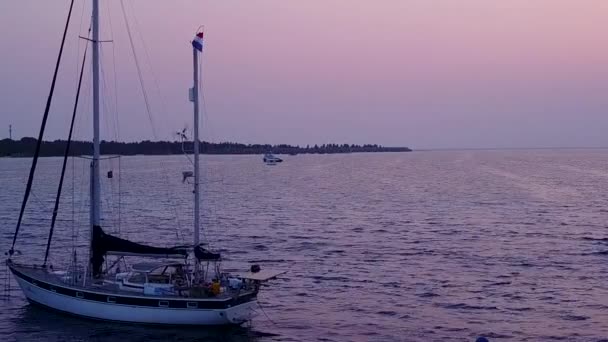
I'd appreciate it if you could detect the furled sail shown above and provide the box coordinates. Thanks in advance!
[91,226,188,277]
[194,244,221,261]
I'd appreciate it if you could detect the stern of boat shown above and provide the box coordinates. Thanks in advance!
[225,300,259,324]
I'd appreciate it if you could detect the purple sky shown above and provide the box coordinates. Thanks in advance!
[1,0,607,149]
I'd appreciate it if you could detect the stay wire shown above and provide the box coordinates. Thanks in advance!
[98,49,121,232]
[127,0,171,139]
[106,0,121,139]
[43,29,91,266]
[103,0,121,231]
[197,54,220,251]
[119,0,156,137]
[119,0,184,242]
[9,0,76,256]
[126,0,187,243]
[77,0,86,81]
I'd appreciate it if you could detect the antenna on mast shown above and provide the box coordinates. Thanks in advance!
[9,125,12,140]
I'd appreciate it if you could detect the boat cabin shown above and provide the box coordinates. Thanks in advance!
[116,262,186,295]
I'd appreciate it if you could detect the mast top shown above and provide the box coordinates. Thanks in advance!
[192,30,204,52]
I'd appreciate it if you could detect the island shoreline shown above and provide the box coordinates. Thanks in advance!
[0,138,412,157]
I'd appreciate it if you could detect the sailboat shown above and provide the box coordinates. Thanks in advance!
[6,0,283,325]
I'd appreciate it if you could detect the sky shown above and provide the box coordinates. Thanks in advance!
[0,0,607,149]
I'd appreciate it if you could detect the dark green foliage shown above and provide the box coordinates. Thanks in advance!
[0,138,411,157]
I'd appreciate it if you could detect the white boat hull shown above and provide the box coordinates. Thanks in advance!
[11,266,258,325]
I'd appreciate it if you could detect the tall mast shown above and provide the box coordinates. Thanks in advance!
[192,38,201,249]
[90,0,101,253]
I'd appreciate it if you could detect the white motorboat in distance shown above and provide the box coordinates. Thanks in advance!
[263,153,283,164]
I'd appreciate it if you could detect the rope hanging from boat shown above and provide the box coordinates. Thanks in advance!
[44,29,91,266]
[9,0,76,257]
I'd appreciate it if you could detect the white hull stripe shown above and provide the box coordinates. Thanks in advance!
[25,297,246,326]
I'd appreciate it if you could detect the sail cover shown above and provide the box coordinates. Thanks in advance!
[91,225,188,277]
[194,244,221,261]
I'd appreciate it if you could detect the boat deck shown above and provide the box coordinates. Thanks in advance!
[10,263,256,302]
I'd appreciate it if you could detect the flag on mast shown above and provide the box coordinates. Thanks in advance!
[192,32,204,52]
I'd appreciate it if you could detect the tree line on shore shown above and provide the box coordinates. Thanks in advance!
[0,137,411,157]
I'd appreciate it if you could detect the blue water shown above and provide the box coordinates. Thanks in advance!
[2,150,608,341]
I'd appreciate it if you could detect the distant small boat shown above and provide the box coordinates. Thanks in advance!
[263,153,282,163]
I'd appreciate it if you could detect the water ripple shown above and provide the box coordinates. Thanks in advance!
[2,151,608,341]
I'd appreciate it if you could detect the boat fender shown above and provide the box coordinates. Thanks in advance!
[250,264,261,273]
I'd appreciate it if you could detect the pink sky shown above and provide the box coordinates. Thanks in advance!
[0,0,607,148]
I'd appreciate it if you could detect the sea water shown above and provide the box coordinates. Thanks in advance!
[1,150,608,341]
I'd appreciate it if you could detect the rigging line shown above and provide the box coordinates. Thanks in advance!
[77,0,87,80]
[103,70,120,145]
[98,50,113,149]
[195,39,207,246]
[107,0,121,140]
[197,55,219,250]
[197,56,210,246]
[77,70,92,232]
[198,47,213,142]
[99,1,120,142]
[72,23,92,262]
[120,0,185,242]
[71,24,93,240]
[97,50,120,231]
[195,45,216,248]
[127,0,170,138]
[71,150,75,256]
[179,133,194,166]
[101,169,119,231]
[9,0,76,256]
[127,0,188,230]
[99,48,117,142]
[99,50,121,227]
[127,0,183,219]
[28,189,51,214]
[195,51,217,249]
[44,40,90,266]
[122,0,185,242]
[67,119,90,248]
[118,156,121,234]
[119,0,157,138]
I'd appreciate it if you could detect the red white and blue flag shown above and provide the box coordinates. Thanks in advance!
[192,32,204,52]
